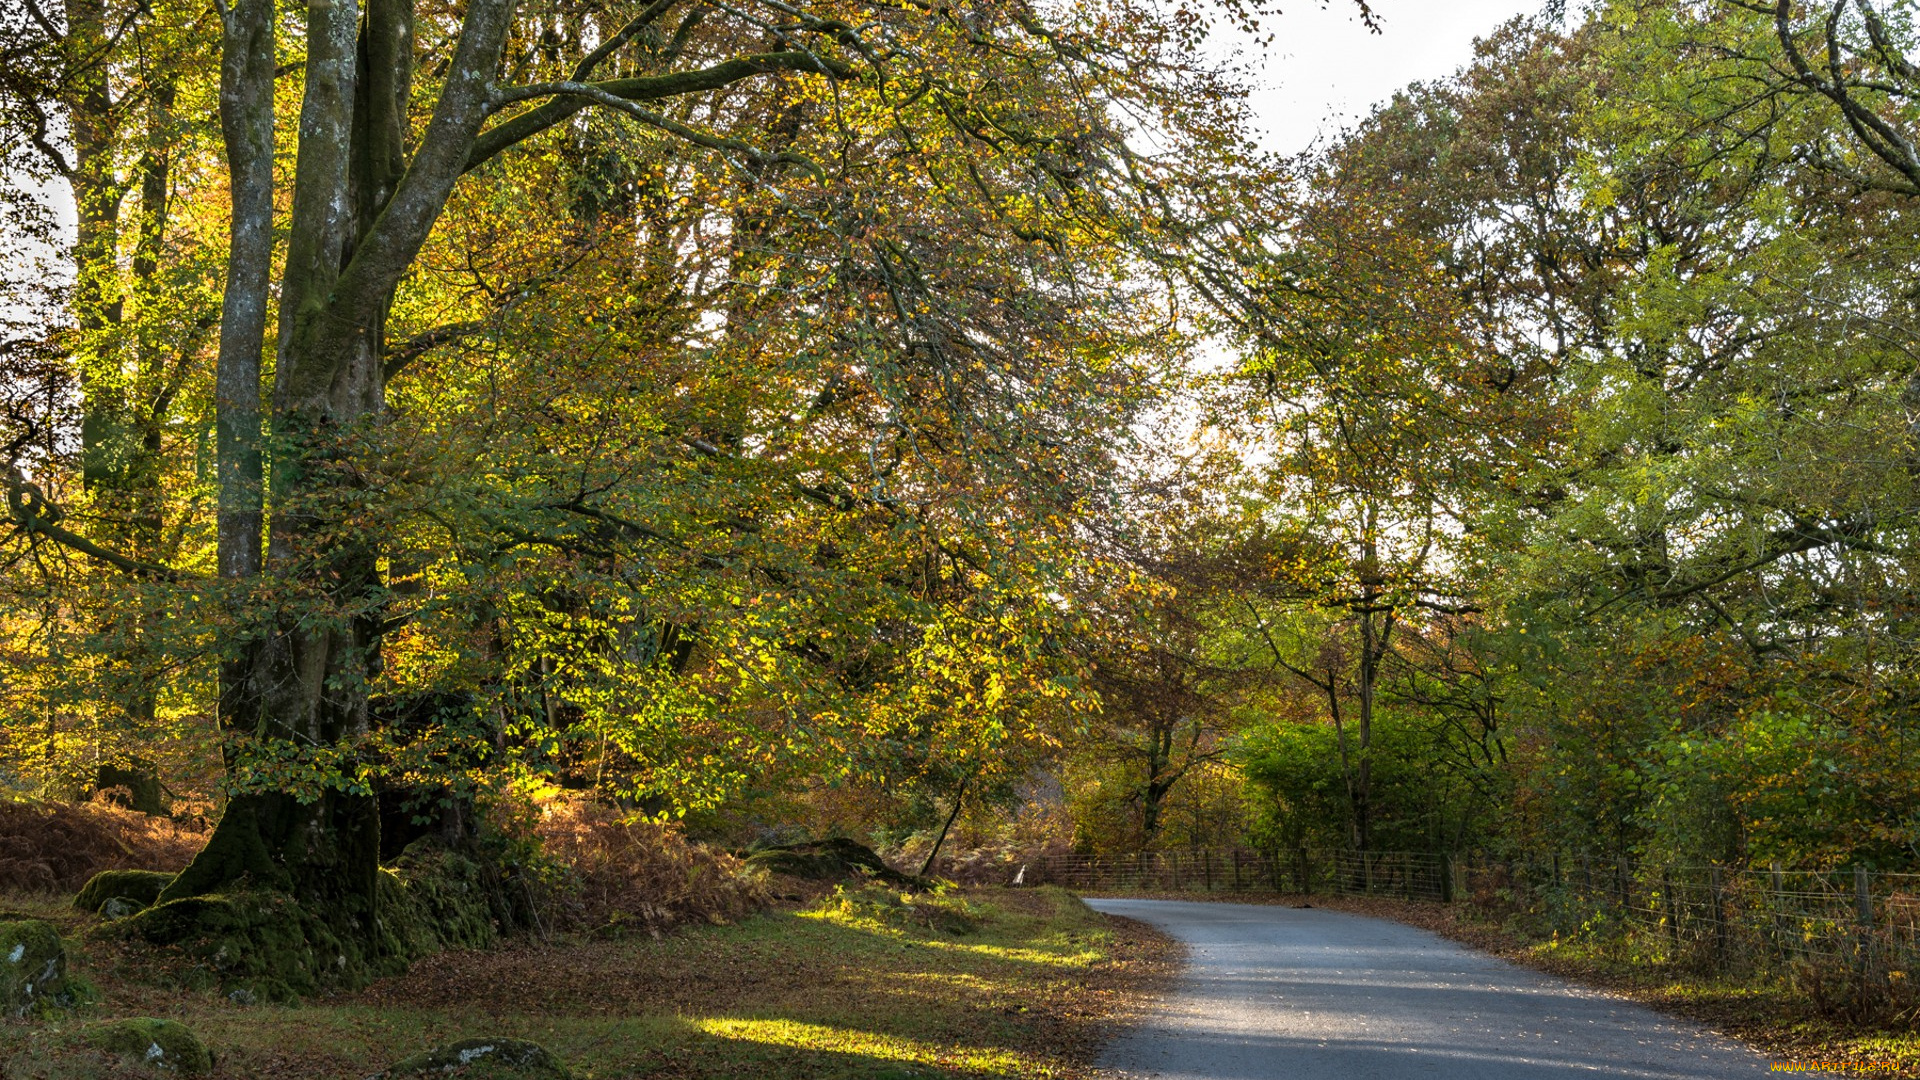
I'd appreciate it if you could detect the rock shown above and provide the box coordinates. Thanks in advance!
[371,1037,571,1079]
[75,869,176,913]
[745,838,919,886]
[100,896,148,919]
[0,919,71,1018]
[96,1017,213,1076]
[92,760,169,816]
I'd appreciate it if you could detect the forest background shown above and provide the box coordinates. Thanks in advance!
[3,0,1920,985]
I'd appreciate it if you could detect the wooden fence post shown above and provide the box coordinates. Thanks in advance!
[1768,862,1786,965]
[1709,866,1728,971]
[1854,863,1874,973]
[1661,868,1678,954]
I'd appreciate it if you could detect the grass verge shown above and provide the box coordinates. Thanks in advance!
[1084,889,1920,1078]
[2,884,1179,1080]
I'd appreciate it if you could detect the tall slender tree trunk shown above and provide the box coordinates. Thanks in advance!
[919,771,974,877]
[1355,606,1375,853]
[62,1,179,807]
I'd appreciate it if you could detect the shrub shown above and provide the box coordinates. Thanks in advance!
[0,798,206,895]
[525,792,768,934]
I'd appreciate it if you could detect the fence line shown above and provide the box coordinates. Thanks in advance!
[1027,848,1455,901]
[1026,847,1920,1003]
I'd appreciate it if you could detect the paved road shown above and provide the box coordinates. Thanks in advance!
[1085,899,1777,1080]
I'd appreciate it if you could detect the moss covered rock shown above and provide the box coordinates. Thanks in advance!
[96,1017,213,1075]
[376,840,503,960]
[0,919,71,1017]
[75,869,177,913]
[745,838,918,885]
[372,1037,571,1079]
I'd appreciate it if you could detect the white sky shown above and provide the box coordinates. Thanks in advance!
[1241,0,1551,155]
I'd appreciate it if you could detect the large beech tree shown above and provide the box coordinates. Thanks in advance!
[4,0,1326,968]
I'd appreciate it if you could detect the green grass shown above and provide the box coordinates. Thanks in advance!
[1,884,1163,1080]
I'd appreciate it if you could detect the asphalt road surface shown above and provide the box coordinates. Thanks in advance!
[1085,898,1776,1079]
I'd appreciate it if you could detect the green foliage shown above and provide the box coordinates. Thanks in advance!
[1203,5,1920,869]
[1238,705,1488,854]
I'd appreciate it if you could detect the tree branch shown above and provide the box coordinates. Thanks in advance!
[6,473,183,580]
[466,51,853,173]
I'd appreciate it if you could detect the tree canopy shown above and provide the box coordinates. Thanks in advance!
[6,0,1920,991]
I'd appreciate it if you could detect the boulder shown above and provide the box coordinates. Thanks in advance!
[96,1017,213,1076]
[745,838,918,886]
[0,919,70,1018]
[100,896,147,919]
[371,1037,571,1079]
[75,869,176,913]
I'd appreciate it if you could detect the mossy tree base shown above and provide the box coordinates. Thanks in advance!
[123,837,518,1000]
[745,838,921,886]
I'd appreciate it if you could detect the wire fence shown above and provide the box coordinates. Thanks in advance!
[1027,848,1454,900]
[1026,848,1920,1016]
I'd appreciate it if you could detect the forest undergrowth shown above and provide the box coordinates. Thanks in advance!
[0,884,1177,1079]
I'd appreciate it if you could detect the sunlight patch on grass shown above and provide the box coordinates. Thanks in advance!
[910,935,1105,967]
[691,1017,1025,1075]
[797,906,1103,966]
[797,889,1106,969]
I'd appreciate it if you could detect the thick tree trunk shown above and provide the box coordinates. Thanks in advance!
[171,0,514,967]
